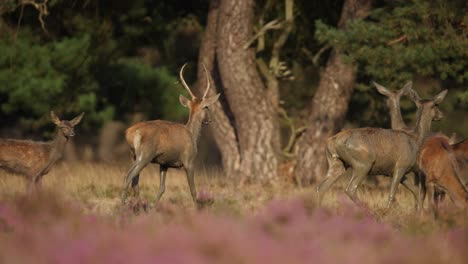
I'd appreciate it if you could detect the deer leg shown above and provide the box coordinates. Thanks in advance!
[386,168,406,209]
[344,164,371,204]
[154,166,168,204]
[184,167,197,204]
[121,155,152,205]
[317,149,347,205]
[131,174,140,200]
[400,175,422,210]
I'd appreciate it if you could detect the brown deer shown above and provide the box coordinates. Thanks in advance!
[377,83,467,209]
[121,63,220,206]
[0,111,84,192]
[418,135,468,210]
[372,81,421,204]
[317,89,447,209]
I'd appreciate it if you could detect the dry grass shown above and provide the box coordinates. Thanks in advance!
[1,161,465,233]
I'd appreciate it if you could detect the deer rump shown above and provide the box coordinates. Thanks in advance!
[125,120,194,168]
[0,139,53,178]
[328,128,418,176]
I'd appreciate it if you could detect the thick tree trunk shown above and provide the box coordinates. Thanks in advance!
[216,0,280,181]
[196,0,241,178]
[294,0,372,184]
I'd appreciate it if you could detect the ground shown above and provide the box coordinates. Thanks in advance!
[0,162,466,263]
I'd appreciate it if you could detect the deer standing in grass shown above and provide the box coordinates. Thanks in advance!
[375,82,467,209]
[121,63,220,206]
[0,111,84,192]
[317,88,447,209]
[372,81,421,206]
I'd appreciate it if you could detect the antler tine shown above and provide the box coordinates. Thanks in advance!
[201,63,211,99]
[180,63,196,99]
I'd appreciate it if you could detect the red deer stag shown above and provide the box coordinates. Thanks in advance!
[0,111,84,192]
[121,63,220,206]
[317,89,447,209]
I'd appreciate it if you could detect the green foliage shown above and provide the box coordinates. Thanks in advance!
[96,59,186,121]
[315,0,468,128]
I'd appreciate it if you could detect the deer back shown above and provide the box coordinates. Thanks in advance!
[331,128,419,175]
[125,120,194,166]
[0,139,52,178]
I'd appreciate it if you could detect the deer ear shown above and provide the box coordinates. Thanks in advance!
[201,93,220,108]
[70,112,85,126]
[401,81,413,91]
[432,89,448,105]
[50,111,61,126]
[373,82,391,96]
[179,95,190,108]
[405,87,421,105]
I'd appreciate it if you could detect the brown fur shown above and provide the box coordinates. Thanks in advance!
[452,139,468,186]
[120,63,220,206]
[418,135,468,209]
[0,112,84,191]
[318,89,448,209]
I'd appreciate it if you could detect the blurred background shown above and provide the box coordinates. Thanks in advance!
[0,0,466,170]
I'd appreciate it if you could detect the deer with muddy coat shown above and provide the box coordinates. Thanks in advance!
[121,63,220,206]
[317,88,448,209]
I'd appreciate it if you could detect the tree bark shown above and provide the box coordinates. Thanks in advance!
[195,0,241,178]
[216,0,280,181]
[294,0,373,184]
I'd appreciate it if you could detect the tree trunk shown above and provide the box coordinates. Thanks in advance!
[216,0,280,181]
[294,0,373,184]
[195,0,241,178]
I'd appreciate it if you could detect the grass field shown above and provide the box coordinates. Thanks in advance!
[0,162,467,263]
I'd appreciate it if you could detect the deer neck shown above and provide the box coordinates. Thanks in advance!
[413,109,433,147]
[50,130,69,160]
[185,112,203,148]
[389,100,406,130]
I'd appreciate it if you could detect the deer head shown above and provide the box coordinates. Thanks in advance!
[178,63,220,126]
[406,88,447,122]
[50,111,85,137]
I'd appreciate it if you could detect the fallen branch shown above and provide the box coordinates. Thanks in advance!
[243,19,283,50]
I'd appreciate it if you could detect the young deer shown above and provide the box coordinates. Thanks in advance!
[0,111,84,192]
[317,89,447,209]
[121,63,220,206]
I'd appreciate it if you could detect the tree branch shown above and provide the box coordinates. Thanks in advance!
[243,19,283,50]
[19,0,49,34]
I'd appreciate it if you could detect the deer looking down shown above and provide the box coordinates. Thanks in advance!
[121,63,220,206]
[0,111,84,192]
[317,88,447,209]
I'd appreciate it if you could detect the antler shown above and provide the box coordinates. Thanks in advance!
[180,63,196,99]
[201,63,211,99]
